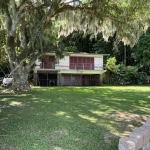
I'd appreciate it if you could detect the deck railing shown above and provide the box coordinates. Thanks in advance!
[70,63,94,70]
[40,62,105,70]
[40,62,55,69]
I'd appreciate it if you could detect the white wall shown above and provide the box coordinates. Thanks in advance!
[34,59,41,69]
[55,56,70,70]
[34,55,104,70]
[94,56,103,70]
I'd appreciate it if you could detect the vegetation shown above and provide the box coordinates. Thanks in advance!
[0,29,8,66]
[0,0,150,91]
[0,29,9,78]
[60,31,115,55]
[132,28,150,71]
[106,57,120,73]
[0,86,150,150]
[104,57,150,85]
[60,28,150,69]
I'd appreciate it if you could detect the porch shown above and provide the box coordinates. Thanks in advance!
[39,62,104,71]
[34,71,104,86]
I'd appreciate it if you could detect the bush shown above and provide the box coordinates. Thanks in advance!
[104,57,150,85]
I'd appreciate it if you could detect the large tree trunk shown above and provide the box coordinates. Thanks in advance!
[6,35,31,91]
[12,66,31,91]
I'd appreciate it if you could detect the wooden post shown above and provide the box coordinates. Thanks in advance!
[57,73,61,86]
[100,74,104,85]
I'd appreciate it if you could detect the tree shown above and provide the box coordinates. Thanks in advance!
[58,0,150,46]
[60,30,97,53]
[0,29,8,66]
[132,27,150,72]
[0,0,150,91]
[60,31,138,66]
[106,57,120,73]
[0,28,9,77]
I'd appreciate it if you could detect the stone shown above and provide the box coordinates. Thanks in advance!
[146,118,150,126]
[142,141,150,150]
[139,125,150,146]
[118,117,150,150]
[129,131,143,149]
[118,137,138,150]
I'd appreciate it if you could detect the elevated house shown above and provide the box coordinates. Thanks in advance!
[33,53,109,86]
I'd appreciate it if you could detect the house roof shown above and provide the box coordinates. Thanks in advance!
[69,52,110,57]
[45,52,110,57]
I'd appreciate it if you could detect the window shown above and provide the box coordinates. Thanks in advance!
[70,57,94,70]
[41,56,55,69]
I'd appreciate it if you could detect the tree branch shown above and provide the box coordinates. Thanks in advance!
[10,0,18,36]
[17,3,30,18]
[42,4,93,29]
[10,0,17,18]
[27,51,43,69]
[20,16,27,52]
[3,8,12,32]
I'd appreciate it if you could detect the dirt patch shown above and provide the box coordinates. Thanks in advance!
[105,111,149,139]
[104,132,115,144]
[111,111,148,124]
[0,86,28,95]
[102,111,149,144]
[0,87,15,95]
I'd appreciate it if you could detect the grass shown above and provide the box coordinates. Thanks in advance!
[0,86,150,150]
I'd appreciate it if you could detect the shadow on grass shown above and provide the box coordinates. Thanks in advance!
[0,86,150,150]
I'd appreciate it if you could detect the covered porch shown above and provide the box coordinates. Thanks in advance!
[57,70,106,86]
[33,69,106,86]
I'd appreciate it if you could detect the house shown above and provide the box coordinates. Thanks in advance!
[33,53,109,86]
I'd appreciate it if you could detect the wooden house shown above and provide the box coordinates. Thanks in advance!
[33,53,109,86]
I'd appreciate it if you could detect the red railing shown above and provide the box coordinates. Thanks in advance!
[40,62,54,69]
[40,62,104,70]
[70,63,94,70]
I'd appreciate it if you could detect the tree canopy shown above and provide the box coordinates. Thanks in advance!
[133,27,150,70]
[58,0,150,46]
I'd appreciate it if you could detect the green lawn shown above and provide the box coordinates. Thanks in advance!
[0,86,150,150]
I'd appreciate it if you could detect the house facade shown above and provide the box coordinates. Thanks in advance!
[33,53,109,86]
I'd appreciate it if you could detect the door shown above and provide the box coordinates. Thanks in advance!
[37,73,48,86]
[48,73,57,86]
[82,75,85,86]
[71,75,75,86]
[37,72,57,86]
[61,75,64,85]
